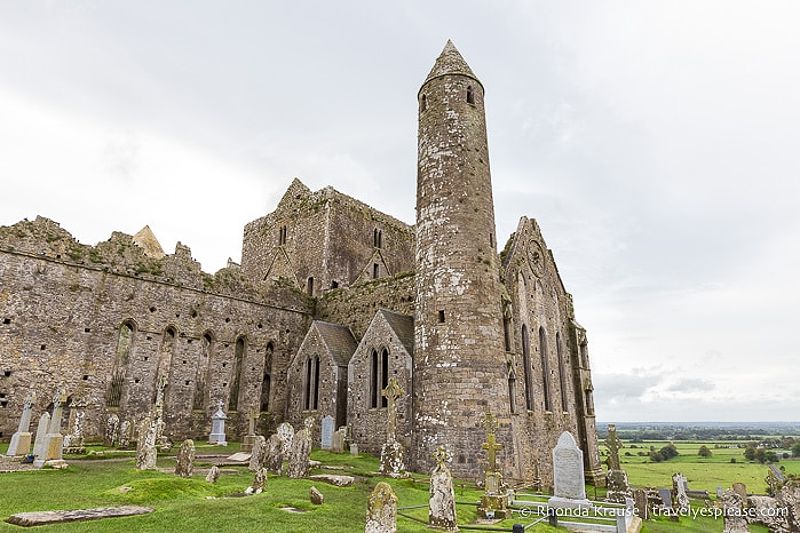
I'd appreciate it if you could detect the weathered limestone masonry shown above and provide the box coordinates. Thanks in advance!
[412,41,516,478]
[0,216,310,441]
[0,41,602,490]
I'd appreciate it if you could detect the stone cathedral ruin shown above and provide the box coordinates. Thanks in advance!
[0,41,602,487]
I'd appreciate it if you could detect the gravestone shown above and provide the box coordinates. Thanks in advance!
[428,446,457,531]
[658,488,673,510]
[62,398,87,454]
[32,413,50,460]
[35,387,67,468]
[733,482,748,499]
[7,391,35,457]
[320,415,334,450]
[117,420,131,449]
[379,378,406,478]
[604,423,623,471]
[208,400,227,446]
[672,472,690,513]
[135,417,158,470]
[286,417,313,478]
[241,407,259,453]
[332,426,348,453]
[206,465,220,483]
[477,412,511,520]
[248,436,266,472]
[265,433,284,474]
[351,443,359,456]
[548,431,590,508]
[632,488,649,520]
[310,486,324,505]
[276,422,295,458]
[104,414,120,447]
[246,468,267,495]
[366,482,397,533]
[722,489,749,533]
[175,439,195,478]
[606,469,632,504]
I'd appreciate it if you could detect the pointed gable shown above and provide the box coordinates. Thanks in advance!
[132,225,165,259]
[378,309,414,357]
[313,321,357,366]
[264,248,300,288]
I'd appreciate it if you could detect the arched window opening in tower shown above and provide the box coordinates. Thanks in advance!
[307,277,314,297]
[556,332,568,413]
[539,326,552,412]
[193,331,214,410]
[466,85,475,104]
[260,342,273,412]
[521,325,533,411]
[421,94,428,112]
[107,320,135,407]
[229,336,246,412]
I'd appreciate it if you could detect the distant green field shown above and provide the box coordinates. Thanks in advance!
[602,439,800,494]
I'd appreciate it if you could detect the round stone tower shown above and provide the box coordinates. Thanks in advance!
[412,41,512,477]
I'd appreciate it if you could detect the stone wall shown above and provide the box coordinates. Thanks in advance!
[501,216,602,486]
[0,217,311,441]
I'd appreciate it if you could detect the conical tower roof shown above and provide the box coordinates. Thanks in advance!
[422,40,481,87]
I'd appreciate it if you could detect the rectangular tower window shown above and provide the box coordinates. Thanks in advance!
[438,310,445,323]
[373,263,379,279]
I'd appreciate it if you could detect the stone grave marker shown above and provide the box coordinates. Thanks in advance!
[366,482,397,533]
[104,414,119,447]
[208,400,228,446]
[248,436,266,472]
[548,431,590,508]
[658,488,673,510]
[246,467,268,495]
[32,413,50,460]
[276,422,294,457]
[286,417,313,478]
[320,415,334,450]
[206,465,220,483]
[175,439,195,478]
[428,446,457,531]
[265,433,284,474]
[7,391,35,457]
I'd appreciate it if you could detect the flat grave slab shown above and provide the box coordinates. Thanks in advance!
[6,506,153,527]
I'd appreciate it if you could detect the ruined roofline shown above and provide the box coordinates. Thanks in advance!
[0,216,303,308]
[245,177,414,234]
[502,216,569,296]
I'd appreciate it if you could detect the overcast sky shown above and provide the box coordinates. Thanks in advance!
[1,1,798,422]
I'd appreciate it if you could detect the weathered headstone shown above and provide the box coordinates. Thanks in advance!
[604,423,623,471]
[351,443,359,456]
[34,387,67,468]
[117,420,131,449]
[366,482,397,533]
[332,426,348,453]
[245,467,267,495]
[672,472,690,513]
[175,439,195,478]
[657,488,673,510]
[310,486,324,505]
[32,413,50,460]
[606,468,632,504]
[241,407,259,453]
[62,398,87,454]
[104,414,120,447]
[276,422,294,458]
[733,482,748,500]
[208,400,228,446]
[722,489,750,533]
[206,465,221,483]
[429,446,458,531]
[548,431,591,508]
[7,391,35,457]
[265,433,284,474]
[286,417,313,478]
[632,488,649,520]
[320,415,334,450]
[248,436,266,472]
[135,416,158,470]
[379,378,406,478]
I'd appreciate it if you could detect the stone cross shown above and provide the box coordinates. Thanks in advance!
[247,407,259,436]
[481,412,502,472]
[605,423,623,471]
[381,377,404,443]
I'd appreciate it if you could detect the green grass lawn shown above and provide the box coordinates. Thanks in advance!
[0,450,562,533]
